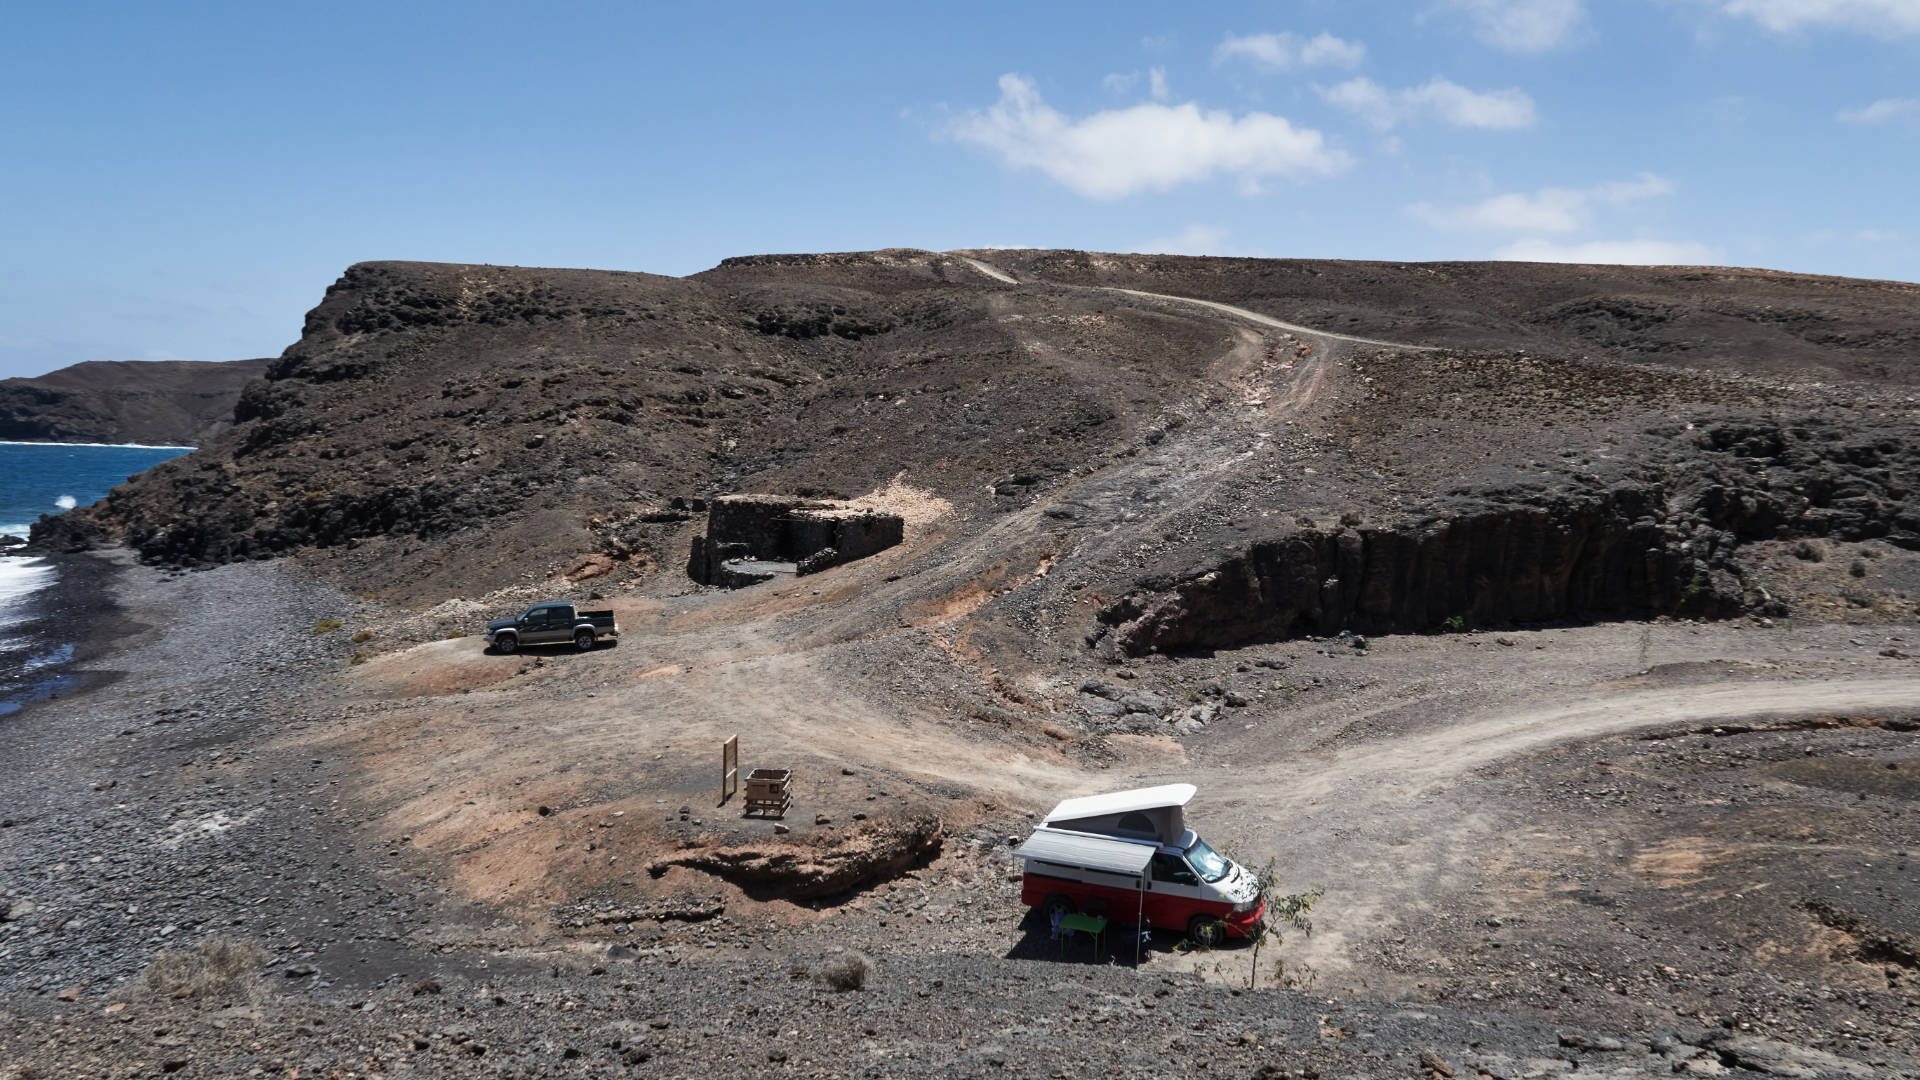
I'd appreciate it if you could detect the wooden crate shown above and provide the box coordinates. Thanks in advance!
[743,768,792,818]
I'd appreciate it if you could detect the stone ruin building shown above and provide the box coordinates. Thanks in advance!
[687,494,904,588]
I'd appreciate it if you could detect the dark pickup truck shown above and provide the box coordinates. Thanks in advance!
[483,602,618,654]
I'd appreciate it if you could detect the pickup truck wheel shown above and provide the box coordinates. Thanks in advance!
[574,629,595,652]
[494,634,517,655]
[1043,894,1075,922]
[1187,915,1225,949]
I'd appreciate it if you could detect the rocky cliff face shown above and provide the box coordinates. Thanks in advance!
[0,358,269,444]
[1099,416,1920,654]
[29,254,1235,603]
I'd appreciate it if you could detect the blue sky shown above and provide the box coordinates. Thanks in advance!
[3,0,1916,379]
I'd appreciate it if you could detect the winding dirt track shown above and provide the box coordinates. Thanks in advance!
[1137,674,1920,976]
[955,255,1434,351]
[1233,676,1920,810]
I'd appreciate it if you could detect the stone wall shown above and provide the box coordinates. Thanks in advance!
[688,496,904,586]
[787,510,905,578]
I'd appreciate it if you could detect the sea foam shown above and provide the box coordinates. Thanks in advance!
[0,556,56,630]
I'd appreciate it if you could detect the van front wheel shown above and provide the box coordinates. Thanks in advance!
[1187,915,1225,949]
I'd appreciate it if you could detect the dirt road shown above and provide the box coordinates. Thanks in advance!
[1126,673,1920,977]
[956,253,1433,351]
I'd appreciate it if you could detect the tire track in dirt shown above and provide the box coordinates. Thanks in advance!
[1140,676,1920,978]
[955,254,1434,352]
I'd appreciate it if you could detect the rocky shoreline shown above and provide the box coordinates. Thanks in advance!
[0,551,427,1000]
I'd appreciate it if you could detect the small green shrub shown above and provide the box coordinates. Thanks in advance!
[312,619,343,634]
[350,629,374,643]
[815,950,871,991]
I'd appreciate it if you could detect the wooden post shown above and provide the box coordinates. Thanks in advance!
[720,735,739,806]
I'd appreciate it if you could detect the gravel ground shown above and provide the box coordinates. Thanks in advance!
[0,551,469,1001]
[5,556,1916,1079]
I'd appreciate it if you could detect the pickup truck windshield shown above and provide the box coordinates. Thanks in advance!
[1186,838,1230,883]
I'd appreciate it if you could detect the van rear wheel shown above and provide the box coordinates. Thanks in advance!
[1043,894,1075,922]
[1187,915,1225,949]
[574,629,595,652]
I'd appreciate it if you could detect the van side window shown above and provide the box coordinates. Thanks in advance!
[1115,812,1155,838]
[1151,853,1197,885]
[524,607,551,627]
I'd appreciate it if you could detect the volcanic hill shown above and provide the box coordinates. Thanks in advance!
[35,249,1920,640]
[0,357,270,445]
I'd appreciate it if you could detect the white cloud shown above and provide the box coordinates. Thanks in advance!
[1141,225,1234,256]
[1319,76,1538,130]
[1493,238,1722,264]
[1838,96,1920,124]
[947,74,1353,199]
[1416,189,1589,231]
[1590,173,1677,202]
[1411,173,1675,232]
[1713,0,1920,35]
[1103,67,1171,101]
[1447,0,1587,51]
[1215,31,1367,71]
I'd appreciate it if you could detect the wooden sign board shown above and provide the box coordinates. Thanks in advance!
[720,734,739,806]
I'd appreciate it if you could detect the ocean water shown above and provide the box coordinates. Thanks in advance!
[0,440,194,540]
[1,441,193,715]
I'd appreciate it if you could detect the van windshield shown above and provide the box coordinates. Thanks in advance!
[1185,839,1230,883]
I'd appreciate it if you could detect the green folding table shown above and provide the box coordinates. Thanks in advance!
[1058,912,1108,958]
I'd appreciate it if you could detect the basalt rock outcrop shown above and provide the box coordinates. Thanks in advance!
[644,815,942,899]
[1099,415,1920,655]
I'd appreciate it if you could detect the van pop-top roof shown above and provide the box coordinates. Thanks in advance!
[1041,783,1198,845]
[1043,783,1196,825]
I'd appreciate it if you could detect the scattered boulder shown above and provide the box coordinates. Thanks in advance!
[564,553,616,580]
[1701,1033,1879,1079]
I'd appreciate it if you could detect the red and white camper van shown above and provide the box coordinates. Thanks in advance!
[1014,784,1265,945]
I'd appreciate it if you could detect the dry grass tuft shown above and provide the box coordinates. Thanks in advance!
[138,936,271,1002]
[815,950,871,991]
